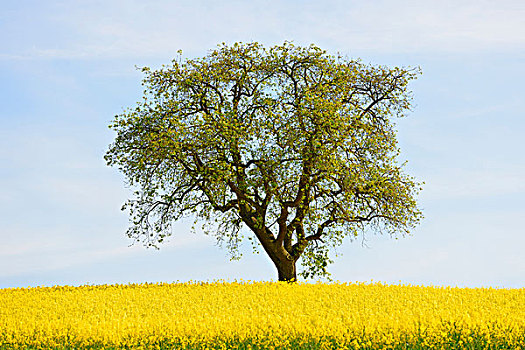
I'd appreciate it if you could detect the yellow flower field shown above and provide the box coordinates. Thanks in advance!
[1,281,524,349]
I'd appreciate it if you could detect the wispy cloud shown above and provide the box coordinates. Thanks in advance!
[422,167,525,201]
[334,0,525,53]
[1,0,523,61]
[0,241,139,277]
[0,223,215,278]
[2,0,524,289]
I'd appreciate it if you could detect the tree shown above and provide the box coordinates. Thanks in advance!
[105,42,423,282]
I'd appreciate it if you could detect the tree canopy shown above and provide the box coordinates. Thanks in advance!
[105,42,423,281]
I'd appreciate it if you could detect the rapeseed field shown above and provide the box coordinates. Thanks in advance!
[1,281,524,349]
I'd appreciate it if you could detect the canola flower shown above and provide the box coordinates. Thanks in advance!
[1,281,524,349]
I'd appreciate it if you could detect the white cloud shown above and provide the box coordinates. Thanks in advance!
[1,0,523,61]
[342,0,525,53]
[1,0,524,289]
[0,243,138,277]
[331,207,525,288]
[422,167,525,201]
[0,224,215,278]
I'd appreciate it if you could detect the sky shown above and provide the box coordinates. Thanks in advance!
[1,0,524,289]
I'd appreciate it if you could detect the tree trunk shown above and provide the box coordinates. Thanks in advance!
[275,258,297,282]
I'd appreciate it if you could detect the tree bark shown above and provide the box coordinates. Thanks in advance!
[275,257,297,282]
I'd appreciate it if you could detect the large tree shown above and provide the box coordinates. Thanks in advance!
[105,42,423,282]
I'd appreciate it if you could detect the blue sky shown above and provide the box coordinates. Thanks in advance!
[1,0,524,289]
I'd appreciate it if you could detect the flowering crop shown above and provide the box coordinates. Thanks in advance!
[1,281,524,349]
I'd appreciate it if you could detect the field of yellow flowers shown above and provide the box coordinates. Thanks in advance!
[1,281,524,349]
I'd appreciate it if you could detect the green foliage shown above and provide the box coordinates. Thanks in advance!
[105,42,423,280]
[2,333,522,350]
